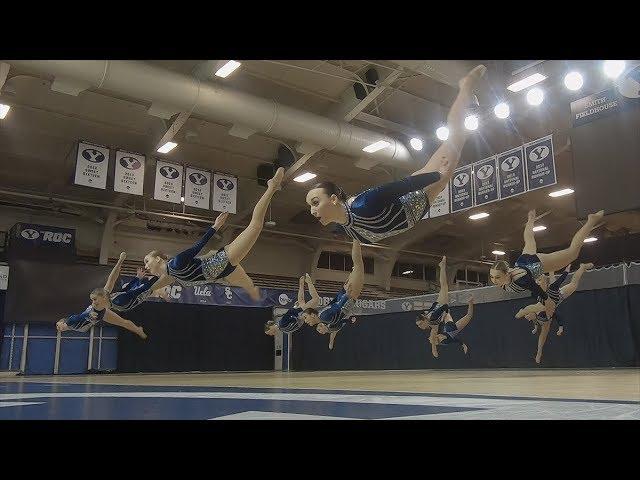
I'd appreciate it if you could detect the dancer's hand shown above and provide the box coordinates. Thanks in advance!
[136,267,145,279]
[119,252,127,262]
[214,212,229,230]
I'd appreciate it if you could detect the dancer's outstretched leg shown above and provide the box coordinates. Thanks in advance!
[224,167,284,265]
[537,211,604,273]
[412,65,487,204]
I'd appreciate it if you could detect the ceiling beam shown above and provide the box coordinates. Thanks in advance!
[283,69,405,181]
[154,61,222,151]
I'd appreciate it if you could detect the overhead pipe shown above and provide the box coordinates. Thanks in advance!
[5,60,414,166]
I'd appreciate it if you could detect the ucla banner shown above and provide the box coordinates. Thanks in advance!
[74,141,109,190]
[121,277,388,314]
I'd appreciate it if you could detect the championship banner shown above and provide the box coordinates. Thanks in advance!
[154,160,183,204]
[184,167,211,210]
[0,264,8,290]
[424,184,450,219]
[473,156,499,206]
[114,150,145,196]
[497,146,526,199]
[212,173,238,213]
[74,141,109,190]
[524,135,556,191]
[450,165,474,212]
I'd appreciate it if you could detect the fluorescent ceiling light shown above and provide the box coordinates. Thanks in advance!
[469,212,490,220]
[532,225,547,232]
[507,73,547,92]
[293,172,317,183]
[157,141,178,153]
[0,104,10,119]
[549,188,574,197]
[583,237,597,243]
[491,250,505,255]
[402,270,414,275]
[215,60,242,78]
[363,140,390,153]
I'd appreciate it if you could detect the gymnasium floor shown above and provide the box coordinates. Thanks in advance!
[0,369,638,420]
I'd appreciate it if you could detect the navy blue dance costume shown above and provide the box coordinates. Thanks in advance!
[501,254,549,302]
[338,172,441,244]
[63,275,161,332]
[64,306,107,333]
[110,275,161,312]
[165,226,236,286]
[438,321,464,346]
[278,307,305,334]
[424,302,449,326]
[319,288,357,333]
[532,270,569,327]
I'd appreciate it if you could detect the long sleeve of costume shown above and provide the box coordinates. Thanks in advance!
[120,277,143,292]
[362,172,441,205]
[170,227,217,270]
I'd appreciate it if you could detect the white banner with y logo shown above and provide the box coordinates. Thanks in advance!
[154,160,183,204]
[114,150,145,195]
[184,167,211,209]
[212,173,237,213]
[74,141,110,189]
